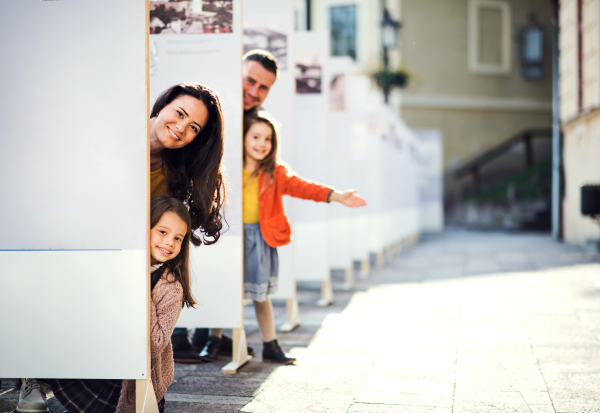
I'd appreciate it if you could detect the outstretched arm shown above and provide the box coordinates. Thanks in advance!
[329,189,368,208]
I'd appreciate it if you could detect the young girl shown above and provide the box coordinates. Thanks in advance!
[200,110,367,364]
[45,195,194,413]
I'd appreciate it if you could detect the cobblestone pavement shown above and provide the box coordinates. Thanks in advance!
[3,230,600,412]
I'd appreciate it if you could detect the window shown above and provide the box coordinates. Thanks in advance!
[330,5,356,60]
[468,0,511,75]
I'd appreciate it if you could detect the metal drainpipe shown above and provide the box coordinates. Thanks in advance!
[306,0,311,30]
[551,0,562,240]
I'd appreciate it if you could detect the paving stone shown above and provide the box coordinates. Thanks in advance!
[166,401,242,412]
[361,370,455,395]
[347,403,451,413]
[354,390,454,407]
[521,391,553,405]
[241,399,351,413]
[453,390,526,403]
[543,372,600,400]
[528,405,556,413]
[452,400,532,413]
[552,398,600,413]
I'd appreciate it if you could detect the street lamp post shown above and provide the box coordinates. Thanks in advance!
[381,5,401,103]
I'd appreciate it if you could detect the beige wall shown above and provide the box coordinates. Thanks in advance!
[583,0,600,109]
[399,0,553,171]
[400,0,553,99]
[562,114,600,244]
[560,0,600,244]
[560,0,579,119]
[403,107,552,168]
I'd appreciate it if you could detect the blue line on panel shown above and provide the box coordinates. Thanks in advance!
[0,249,122,252]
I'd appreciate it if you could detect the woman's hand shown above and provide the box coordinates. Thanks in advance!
[330,189,368,208]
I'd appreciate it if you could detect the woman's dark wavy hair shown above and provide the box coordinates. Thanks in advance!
[151,82,225,246]
[151,195,196,308]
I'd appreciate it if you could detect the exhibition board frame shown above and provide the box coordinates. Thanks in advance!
[328,57,355,290]
[150,1,244,330]
[149,0,248,374]
[243,0,301,331]
[293,31,335,306]
[348,75,374,278]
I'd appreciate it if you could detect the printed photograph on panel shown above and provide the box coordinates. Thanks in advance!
[243,27,287,70]
[149,0,233,34]
[296,51,321,94]
[329,74,345,111]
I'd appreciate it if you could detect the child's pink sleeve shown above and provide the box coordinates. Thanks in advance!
[150,278,184,359]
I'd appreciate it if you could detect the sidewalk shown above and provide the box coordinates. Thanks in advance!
[2,230,600,412]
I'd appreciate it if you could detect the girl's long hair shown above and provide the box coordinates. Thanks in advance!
[243,110,279,190]
[151,195,196,308]
[151,82,225,246]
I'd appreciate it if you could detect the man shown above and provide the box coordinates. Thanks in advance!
[241,50,277,114]
[172,50,281,363]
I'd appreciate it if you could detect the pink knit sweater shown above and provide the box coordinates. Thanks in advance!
[117,273,184,412]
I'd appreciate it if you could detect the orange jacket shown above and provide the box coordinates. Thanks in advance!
[258,163,332,248]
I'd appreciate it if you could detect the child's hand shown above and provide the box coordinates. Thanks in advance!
[331,189,368,208]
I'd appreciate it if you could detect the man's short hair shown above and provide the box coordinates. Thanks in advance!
[243,49,279,77]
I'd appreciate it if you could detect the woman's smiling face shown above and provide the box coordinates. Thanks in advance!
[152,95,209,150]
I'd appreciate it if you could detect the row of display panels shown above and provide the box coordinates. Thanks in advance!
[0,0,441,380]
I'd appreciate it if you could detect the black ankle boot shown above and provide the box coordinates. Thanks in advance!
[262,339,296,364]
[219,334,256,356]
[199,336,222,361]
[192,328,209,353]
[171,331,202,363]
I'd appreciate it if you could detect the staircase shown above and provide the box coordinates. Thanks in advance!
[445,129,552,231]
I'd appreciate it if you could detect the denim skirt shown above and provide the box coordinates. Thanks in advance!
[244,223,278,302]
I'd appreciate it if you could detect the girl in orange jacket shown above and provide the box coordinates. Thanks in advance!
[201,110,366,364]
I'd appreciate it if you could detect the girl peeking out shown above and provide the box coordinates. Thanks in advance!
[200,110,367,364]
[47,195,195,413]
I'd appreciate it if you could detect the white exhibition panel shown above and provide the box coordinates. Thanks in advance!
[396,117,424,238]
[0,1,148,379]
[0,251,147,379]
[328,57,354,270]
[244,0,296,299]
[364,97,386,254]
[294,31,331,282]
[176,237,242,328]
[414,129,444,233]
[381,106,421,245]
[348,76,372,262]
[149,0,243,328]
[0,1,147,249]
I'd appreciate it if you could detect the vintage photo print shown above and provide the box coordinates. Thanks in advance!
[150,0,233,34]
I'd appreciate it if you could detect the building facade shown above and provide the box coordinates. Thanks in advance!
[398,0,553,197]
[560,0,600,244]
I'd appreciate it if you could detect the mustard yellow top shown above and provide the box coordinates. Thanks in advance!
[151,166,169,198]
[242,169,260,223]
